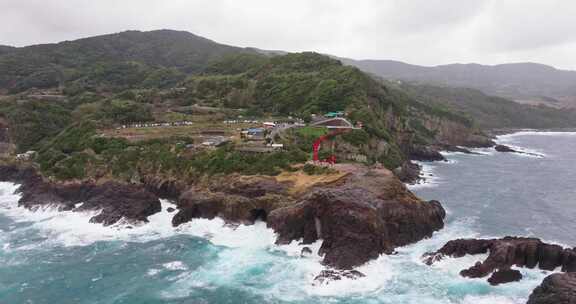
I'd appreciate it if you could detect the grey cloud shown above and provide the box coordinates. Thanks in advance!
[476,0,576,52]
[376,0,490,33]
[0,0,574,69]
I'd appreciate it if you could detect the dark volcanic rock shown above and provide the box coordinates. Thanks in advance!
[0,165,161,226]
[528,272,576,304]
[268,185,445,269]
[423,237,576,285]
[409,145,446,162]
[487,268,522,286]
[268,188,395,269]
[394,161,422,184]
[76,182,161,226]
[438,144,479,155]
[495,144,543,157]
[301,247,313,257]
[0,165,39,184]
[313,269,366,285]
[379,199,446,248]
[141,175,187,200]
[172,187,292,227]
[495,144,517,153]
[172,190,233,226]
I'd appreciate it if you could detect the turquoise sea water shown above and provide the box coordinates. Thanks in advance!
[1,132,575,304]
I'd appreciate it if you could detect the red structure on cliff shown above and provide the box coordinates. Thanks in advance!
[311,117,358,164]
[312,129,346,164]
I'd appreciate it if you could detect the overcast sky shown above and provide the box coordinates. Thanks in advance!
[2,0,576,69]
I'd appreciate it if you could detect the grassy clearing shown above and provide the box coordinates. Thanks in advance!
[295,126,328,138]
[99,122,260,142]
[275,168,347,195]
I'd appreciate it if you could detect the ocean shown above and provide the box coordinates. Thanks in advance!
[1,132,575,304]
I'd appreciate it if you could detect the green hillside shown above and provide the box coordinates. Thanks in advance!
[0,45,14,55]
[400,83,576,129]
[0,30,490,182]
[0,30,254,93]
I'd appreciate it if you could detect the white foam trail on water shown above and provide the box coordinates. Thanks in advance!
[0,182,180,248]
[462,295,520,304]
[407,161,442,190]
[175,218,277,249]
[493,137,546,158]
[0,181,556,303]
[469,147,497,156]
[163,261,188,271]
[495,131,576,158]
[498,131,576,140]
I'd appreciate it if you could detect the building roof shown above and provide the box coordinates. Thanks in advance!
[324,111,344,118]
[311,117,355,129]
[247,127,265,133]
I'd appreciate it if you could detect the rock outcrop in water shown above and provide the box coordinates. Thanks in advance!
[495,144,518,153]
[408,145,446,162]
[423,237,576,285]
[0,164,161,225]
[313,269,366,285]
[0,162,446,274]
[494,144,544,157]
[268,166,446,269]
[527,272,576,304]
[169,165,446,270]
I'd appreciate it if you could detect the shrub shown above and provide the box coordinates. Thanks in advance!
[302,164,336,175]
[341,129,370,146]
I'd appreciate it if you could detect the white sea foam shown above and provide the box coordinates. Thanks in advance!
[163,261,188,271]
[462,295,522,304]
[407,161,442,190]
[469,147,497,156]
[147,268,161,276]
[498,131,576,140]
[175,218,277,249]
[0,181,556,303]
[496,131,576,158]
[493,139,546,158]
[0,183,180,248]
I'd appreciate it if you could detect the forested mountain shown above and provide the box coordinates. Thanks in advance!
[342,58,576,107]
[2,29,576,181]
[0,30,255,93]
[0,30,492,179]
[399,83,576,129]
[0,45,14,55]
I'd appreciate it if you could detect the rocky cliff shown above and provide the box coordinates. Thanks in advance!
[267,165,446,269]
[0,164,161,225]
[0,162,446,271]
[528,272,576,304]
[423,237,576,286]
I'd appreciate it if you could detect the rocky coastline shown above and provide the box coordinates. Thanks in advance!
[528,272,576,304]
[423,237,576,285]
[0,165,161,226]
[0,162,445,273]
[1,131,572,302]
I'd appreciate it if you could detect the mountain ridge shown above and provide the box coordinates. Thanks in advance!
[0,45,15,55]
[2,29,576,135]
[0,29,256,92]
[341,57,576,107]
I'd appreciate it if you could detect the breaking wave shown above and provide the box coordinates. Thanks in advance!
[0,181,552,304]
